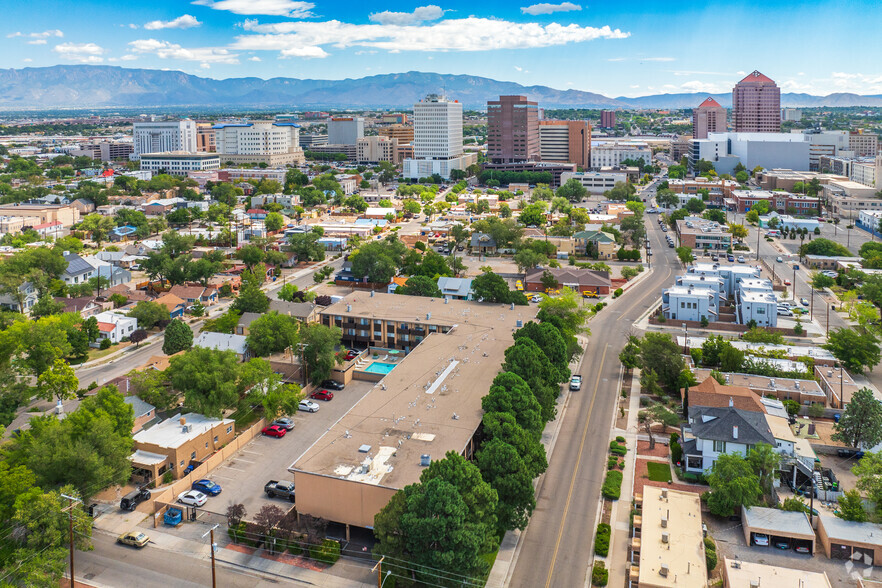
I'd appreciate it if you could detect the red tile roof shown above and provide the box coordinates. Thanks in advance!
[33,221,63,230]
[683,377,767,413]
[96,321,116,333]
[738,70,776,85]
[697,97,723,108]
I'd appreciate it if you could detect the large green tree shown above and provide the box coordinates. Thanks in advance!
[128,300,169,330]
[166,348,242,417]
[246,311,300,357]
[395,275,442,297]
[823,328,880,374]
[301,323,343,385]
[514,321,570,382]
[482,372,544,438]
[503,338,559,421]
[832,388,882,448]
[705,453,762,516]
[162,318,194,355]
[639,332,685,391]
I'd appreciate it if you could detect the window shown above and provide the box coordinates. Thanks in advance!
[713,440,726,453]
[214,435,218,443]
[226,426,233,434]
[180,460,185,467]
[205,442,209,448]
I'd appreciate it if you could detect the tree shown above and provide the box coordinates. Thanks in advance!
[254,373,302,420]
[556,178,588,202]
[513,249,547,273]
[79,213,115,245]
[836,489,868,522]
[675,246,694,264]
[395,275,442,297]
[264,212,284,232]
[514,321,569,381]
[685,198,706,214]
[745,210,760,224]
[735,170,749,183]
[36,358,78,403]
[232,280,270,314]
[639,333,685,392]
[288,228,326,263]
[800,238,852,258]
[477,437,537,533]
[720,344,745,372]
[503,338,560,422]
[30,295,65,318]
[728,223,749,241]
[703,209,726,224]
[472,270,513,304]
[706,453,762,516]
[128,301,168,329]
[349,238,407,284]
[853,452,882,516]
[1,316,73,376]
[482,372,544,439]
[301,323,342,385]
[166,348,242,417]
[246,312,300,357]
[638,404,680,450]
[619,335,641,370]
[823,328,880,373]
[832,388,882,448]
[811,272,836,289]
[656,189,679,209]
[129,368,175,412]
[747,443,780,500]
[162,319,193,355]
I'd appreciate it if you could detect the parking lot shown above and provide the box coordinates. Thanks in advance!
[182,379,377,518]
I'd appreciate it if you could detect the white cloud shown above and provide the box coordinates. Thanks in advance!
[23,58,32,62]
[27,39,47,45]
[120,54,139,61]
[128,38,240,64]
[248,56,262,61]
[129,24,139,29]
[200,63,211,69]
[192,0,315,18]
[520,2,581,15]
[678,80,732,93]
[53,42,105,63]
[144,15,202,30]
[8,29,63,40]
[235,17,628,57]
[643,57,675,62]
[369,5,444,25]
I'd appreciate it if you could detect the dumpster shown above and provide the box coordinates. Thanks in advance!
[164,507,183,527]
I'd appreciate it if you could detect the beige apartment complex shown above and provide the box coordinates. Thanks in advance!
[377,124,414,143]
[0,204,80,227]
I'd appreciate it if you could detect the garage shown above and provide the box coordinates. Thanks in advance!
[741,505,815,555]
[819,515,882,566]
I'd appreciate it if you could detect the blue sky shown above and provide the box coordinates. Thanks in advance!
[3,0,881,98]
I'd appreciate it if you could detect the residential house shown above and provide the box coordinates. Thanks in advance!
[169,284,218,307]
[130,413,235,482]
[81,255,132,288]
[124,395,157,434]
[246,209,268,220]
[110,225,138,242]
[662,285,718,322]
[437,277,474,300]
[683,376,768,413]
[387,276,408,294]
[268,299,319,323]
[154,293,186,318]
[55,296,105,317]
[32,221,64,238]
[61,252,95,285]
[71,199,95,215]
[470,232,498,254]
[193,332,250,360]
[143,198,183,215]
[235,312,262,336]
[0,282,38,313]
[573,229,617,259]
[681,406,777,472]
[92,311,138,345]
[523,267,612,295]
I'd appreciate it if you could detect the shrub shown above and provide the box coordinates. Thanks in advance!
[704,536,718,571]
[610,444,627,457]
[782,399,800,416]
[607,456,618,470]
[700,316,709,327]
[592,562,609,586]
[227,522,247,544]
[594,523,611,556]
[616,435,625,443]
[671,441,682,465]
[162,470,173,485]
[602,470,623,500]
[593,303,604,312]
[100,338,111,350]
[613,288,623,298]
[310,539,341,564]
[808,403,825,418]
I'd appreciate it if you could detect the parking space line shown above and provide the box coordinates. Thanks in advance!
[240,450,262,455]
[232,458,255,464]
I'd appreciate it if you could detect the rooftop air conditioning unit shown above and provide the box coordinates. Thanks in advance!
[659,564,669,578]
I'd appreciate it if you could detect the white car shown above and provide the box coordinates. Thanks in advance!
[299,400,320,413]
[776,256,783,263]
[753,533,770,547]
[777,308,794,316]
[177,490,207,507]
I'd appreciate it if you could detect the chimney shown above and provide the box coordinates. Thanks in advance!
[659,564,669,578]
[729,396,734,407]
[180,416,186,425]
[733,425,739,439]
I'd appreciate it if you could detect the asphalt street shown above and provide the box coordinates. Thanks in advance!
[509,217,679,588]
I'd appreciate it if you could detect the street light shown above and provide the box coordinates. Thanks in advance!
[380,570,393,588]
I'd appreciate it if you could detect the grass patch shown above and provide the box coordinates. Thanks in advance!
[479,549,498,570]
[86,341,131,362]
[646,461,672,482]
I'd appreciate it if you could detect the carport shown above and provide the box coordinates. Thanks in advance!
[817,515,882,565]
[741,505,815,554]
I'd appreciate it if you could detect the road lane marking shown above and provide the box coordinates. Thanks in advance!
[544,344,608,588]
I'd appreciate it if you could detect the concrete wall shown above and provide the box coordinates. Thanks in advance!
[292,470,398,529]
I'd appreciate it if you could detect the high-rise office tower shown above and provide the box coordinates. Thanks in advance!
[538,120,591,168]
[403,94,472,179]
[692,97,727,139]
[327,117,365,145]
[600,110,616,128]
[732,71,781,133]
[132,120,197,159]
[487,95,540,163]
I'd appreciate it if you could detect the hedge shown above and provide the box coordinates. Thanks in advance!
[592,562,609,586]
[310,539,342,564]
[602,470,623,500]
[607,456,618,470]
[704,536,717,571]
[594,523,611,556]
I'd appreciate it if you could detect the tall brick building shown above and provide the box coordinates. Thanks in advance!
[692,97,727,139]
[487,95,540,163]
[732,71,781,133]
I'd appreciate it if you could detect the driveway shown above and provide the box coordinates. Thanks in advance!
[202,380,377,517]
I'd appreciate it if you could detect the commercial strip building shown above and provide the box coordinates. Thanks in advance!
[523,266,611,295]
[481,161,575,188]
[290,293,537,532]
[213,121,305,166]
[692,97,727,140]
[630,487,707,588]
[692,368,827,406]
[487,95,540,163]
[726,189,820,214]
[756,168,848,192]
[132,120,197,159]
[732,71,781,133]
[722,559,831,588]
[538,120,591,168]
[138,151,221,176]
[558,169,631,193]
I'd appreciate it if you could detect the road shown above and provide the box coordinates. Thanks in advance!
[509,217,680,588]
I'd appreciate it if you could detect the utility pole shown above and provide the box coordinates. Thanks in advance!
[756,222,761,260]
[202,524,219,588]
[810,285,814,321]
[61,493,81,587]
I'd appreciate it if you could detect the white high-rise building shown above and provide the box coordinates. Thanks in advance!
[213,121,305,166]
[404,94,473,179]
[132,120,197,160]
[327,117,365,145]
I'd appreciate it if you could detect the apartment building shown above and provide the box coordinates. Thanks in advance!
[662,285,718,322]
[600,110,616,128]
[0,203,80,227]
[139,151,220,176]
[676,218,732,250]
[132,120,197,160]
[538,120,591,168]
[732,71,781,133]
[486,95,540,163]
[590,140,651,168]
[356,136,400,164]
[213,121,305,166]
[728,189,820,214]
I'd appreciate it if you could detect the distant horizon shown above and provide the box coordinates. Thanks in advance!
[2,0,881,98]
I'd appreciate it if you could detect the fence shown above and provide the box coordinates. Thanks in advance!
[151,417,266,525]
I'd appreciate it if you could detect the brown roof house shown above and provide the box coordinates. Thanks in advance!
[524,267,611,295]
[683,376,767,413]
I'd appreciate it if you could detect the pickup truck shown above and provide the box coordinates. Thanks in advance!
[569,375,582,391]
[265,480,296,501]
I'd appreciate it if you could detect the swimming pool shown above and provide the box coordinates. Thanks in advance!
[363,361,397,375]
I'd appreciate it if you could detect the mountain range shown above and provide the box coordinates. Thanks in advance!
[1,65,882,111]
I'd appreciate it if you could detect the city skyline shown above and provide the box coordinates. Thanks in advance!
[2,0,881,98]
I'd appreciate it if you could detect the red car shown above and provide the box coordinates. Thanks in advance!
[261,425,287,438]
[310,390,334,401]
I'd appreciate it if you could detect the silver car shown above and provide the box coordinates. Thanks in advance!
[299,400,320,413]
[272,417,295,430]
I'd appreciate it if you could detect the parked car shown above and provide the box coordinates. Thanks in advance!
[321,380,345,391]
[261,425,287,438]
[120,488,151,511]
[117,531,150,548]
[784,279,792,286]
[310,390,334,401]
[821,270,838,278]
[569,375,582,391]
[774,540,791,550]
[800,297,809,306]
[727,254,735,262]
[777,308,794,316]
[299,400,320,413]
[837,448,865,459]
[531,295,542,303]
[776,256,783,262]
[177,490,208,507]
[753,533,770,546]
[191,479,222,496]
[737,256,745,263]
[272,417,295,430]
[794,545,811,554]
[265,480,296,501]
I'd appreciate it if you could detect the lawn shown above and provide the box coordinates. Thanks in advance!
[646,461,672,483]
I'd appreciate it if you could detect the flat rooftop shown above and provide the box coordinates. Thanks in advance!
[742,505,814,537]
[133,412,232,449]
[692,368,826,399]
[295,293,538,490]
[819,515,882,546]
[685,337,835,362]
[639,486,707,588]
[722,559,831,588]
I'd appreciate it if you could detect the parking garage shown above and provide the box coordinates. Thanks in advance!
[742,506,815,555]
[817,515,882,565]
